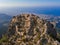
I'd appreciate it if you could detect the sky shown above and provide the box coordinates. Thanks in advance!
[0,0,60,7]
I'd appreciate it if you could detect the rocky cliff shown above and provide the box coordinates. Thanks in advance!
[6,14,60,45]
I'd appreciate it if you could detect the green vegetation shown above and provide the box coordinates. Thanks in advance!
[0,35,8,44]
[56,27,60,39]
[57,33,60,40]
[55,27,60,42]
[56,28,60,33]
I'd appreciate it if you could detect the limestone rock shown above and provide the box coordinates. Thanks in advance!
[7,14,59,45]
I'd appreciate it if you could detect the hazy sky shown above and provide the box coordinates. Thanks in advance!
[0,0,60,7]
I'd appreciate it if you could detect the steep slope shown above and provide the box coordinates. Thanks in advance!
[3,14,60,45]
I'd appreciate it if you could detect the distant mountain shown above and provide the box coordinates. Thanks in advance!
[0,14,12,23]
[0,13,12,27]
[0,13,12,38]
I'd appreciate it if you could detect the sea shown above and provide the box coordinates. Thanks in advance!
[0,6,60,16]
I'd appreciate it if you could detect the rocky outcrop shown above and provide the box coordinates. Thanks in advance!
[7,14,60,45]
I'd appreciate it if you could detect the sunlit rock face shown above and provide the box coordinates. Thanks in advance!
[7,14,59,45]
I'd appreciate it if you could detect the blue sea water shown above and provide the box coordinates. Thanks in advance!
[0,6,60,16]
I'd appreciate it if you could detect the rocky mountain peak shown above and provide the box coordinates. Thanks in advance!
[7,14,60,45]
